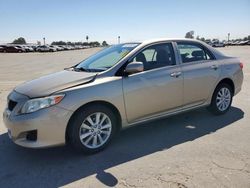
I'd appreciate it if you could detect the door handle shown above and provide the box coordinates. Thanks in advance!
[170,72,182,78]
[210,65,218,70]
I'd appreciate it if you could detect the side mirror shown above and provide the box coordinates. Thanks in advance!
[124,62,144,75]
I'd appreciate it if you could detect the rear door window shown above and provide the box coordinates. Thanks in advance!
[177,42,214,63]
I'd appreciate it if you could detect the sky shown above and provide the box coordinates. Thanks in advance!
[0,0,249,44]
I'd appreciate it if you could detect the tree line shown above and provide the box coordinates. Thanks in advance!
[10,37,109,46]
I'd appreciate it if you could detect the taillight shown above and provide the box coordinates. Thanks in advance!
[239,63,243,69]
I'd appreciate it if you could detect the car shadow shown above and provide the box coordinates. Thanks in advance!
[0,107,244,187]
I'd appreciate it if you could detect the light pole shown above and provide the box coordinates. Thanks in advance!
[43,37,46,45]
[118,36,120,44]
[227,33,230,42]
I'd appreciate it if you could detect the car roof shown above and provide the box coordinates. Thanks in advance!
[140,38,201,45]
[126,38,226,60]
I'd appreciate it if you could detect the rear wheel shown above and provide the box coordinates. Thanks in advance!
[67,104,117,153]
[208,83,233,115]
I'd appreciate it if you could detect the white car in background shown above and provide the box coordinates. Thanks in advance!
[36,45,57,52]
[50,45,64,51]
[212,41,225,47]
[22,46,34,52]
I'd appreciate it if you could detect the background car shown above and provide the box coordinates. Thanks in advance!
[231,41,241,46]
[30,45,38,51]
[16,45,34,52]
[239,40,249,45]
[3,46,25,53]
[0,45,7,52]
[212,41,225,47]
[24,46,35,52]
[63,46,71,50]
[67,46,75,50]
[36,45,57,52]
[50,45,64,51]
[58,45,67,50]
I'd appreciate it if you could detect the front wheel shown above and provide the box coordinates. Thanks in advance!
[67,105,117,153]
[208,83,233,115]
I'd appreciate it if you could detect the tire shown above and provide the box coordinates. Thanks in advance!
[67,104,117,154]
[208,83,233,115]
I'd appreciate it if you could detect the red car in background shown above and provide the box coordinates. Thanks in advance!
[1,45,25,53]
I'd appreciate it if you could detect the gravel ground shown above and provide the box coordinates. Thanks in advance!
[0,46,249,188]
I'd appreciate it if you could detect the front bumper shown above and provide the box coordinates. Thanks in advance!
[3,92,73,148]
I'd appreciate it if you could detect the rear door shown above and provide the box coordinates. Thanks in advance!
[122,42,183,123]
[176,42,220,107]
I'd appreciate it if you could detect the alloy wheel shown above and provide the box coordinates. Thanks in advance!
[216,87,231,111]
[79,112,112,149]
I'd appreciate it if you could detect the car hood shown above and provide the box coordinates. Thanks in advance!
[15,70,97,98]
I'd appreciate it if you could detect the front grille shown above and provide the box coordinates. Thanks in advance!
[8,100,17,111]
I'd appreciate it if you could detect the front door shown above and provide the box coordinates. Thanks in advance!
[122,43,183,123]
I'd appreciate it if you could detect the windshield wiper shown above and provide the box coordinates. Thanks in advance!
[67,66,109,73]
[73,67,91,72]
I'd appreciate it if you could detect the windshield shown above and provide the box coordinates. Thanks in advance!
[75,43,140,72]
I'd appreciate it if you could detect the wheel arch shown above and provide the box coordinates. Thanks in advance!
[215,78,235,95]
[65,100,122,143]
[208,77,234,115]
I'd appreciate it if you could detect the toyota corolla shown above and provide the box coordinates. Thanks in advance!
[3,38,243,153]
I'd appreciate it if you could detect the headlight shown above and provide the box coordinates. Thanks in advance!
[20,94,65,114]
